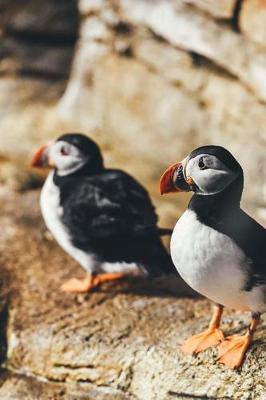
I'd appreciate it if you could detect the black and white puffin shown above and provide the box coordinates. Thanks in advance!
[160,145,266,369]
[31,133,174,292]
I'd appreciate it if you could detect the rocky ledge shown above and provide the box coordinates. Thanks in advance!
[0,186,265,400]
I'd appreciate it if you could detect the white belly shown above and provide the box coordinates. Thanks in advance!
[40,172,97,273]
[40,172,141,275]
[171,209,257,311]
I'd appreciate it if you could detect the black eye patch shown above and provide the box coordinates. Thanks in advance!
[198,157,208,170]
[60,146,69,156]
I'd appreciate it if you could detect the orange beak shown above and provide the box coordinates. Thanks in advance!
[160,162,191,195]
[31,144,49,168]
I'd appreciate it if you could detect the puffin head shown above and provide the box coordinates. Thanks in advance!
[31,133,103,176]
[160,145,243,197]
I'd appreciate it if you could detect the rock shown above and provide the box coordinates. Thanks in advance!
[81,16,111,42]
[0,188,265,399]
[183,0,237,19]
[0,371,133,399]
[79,0,106,15]
[58,25,266,224]
[1,0,79,38]
[240,0,266,47]
[0,0,79,79]
[119,0,266,102]
[134,38,207,92]
[0,38,74,78]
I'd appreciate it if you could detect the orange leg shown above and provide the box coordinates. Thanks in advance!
[218,313,260,369]
[60,272,125,293]
[182,304,224,354]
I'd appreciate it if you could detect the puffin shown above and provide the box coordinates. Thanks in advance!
[31,133,175,292]
[160,145,266,369]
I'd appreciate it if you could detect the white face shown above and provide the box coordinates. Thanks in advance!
[184,154,239,195]
[48,140,88,176]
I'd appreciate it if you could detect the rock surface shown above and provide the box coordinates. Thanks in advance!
[240,0,266,46]
[0,186,265,399]
[0,0,79,78]
[184,0,237,18]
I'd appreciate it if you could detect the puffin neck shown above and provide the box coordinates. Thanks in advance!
[53,159,104,184]
[188,172,244,221]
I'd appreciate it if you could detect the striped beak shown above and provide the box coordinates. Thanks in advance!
[160,162,191,195]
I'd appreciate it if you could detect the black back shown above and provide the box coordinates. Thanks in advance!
[54,167,175,276]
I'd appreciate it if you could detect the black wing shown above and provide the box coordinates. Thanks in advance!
[59,169,174,275]
[60,169,158,241]
[218,209,266,289]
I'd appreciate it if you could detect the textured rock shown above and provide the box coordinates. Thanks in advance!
[0,187,265,400]
[58,27,266,225]
[80,0,107,15]
[1,0,79,37]
[240,0,266,47]
[183,0,237,18]
[0,38,74,78]
[119,0,266,102]
[0,371,132,400]
[0,0,79,79]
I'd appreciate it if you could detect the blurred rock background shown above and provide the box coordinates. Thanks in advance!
[0,2,266,399]
[0,0,266,227]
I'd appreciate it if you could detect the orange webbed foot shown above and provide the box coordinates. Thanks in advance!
[218,334,252,369]
[182,327,224,354]
[93,272,125,286]
[60,276,94,293]
[61,272,125,293]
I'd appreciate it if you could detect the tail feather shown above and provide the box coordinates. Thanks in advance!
[142,237,176,277]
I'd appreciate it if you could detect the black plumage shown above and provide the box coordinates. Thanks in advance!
[160,144,265,369]
[188,145,266,292]
[52,134,174,276]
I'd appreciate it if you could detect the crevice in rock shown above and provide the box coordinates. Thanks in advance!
[168,392,232,399]
[127,26,239,94]
[130,38,237,101]
[17,69,69,81]
[148,28,169,44]
[232,0,243,31]
[3,28,78,47]
[0,0,80,84]
[190,51,236,80]
[53,363,96,370]
[117,45,134,58]
[0,301,8,365]
[113,21,133,35]
[3,366,137,398]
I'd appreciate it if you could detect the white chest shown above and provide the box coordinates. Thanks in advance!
[40,173,65,244]
[170,210,250,310]
[40,173,96,272]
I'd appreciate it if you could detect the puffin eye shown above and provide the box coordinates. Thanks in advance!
[198,157,207,170]
[60,145,69,156]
